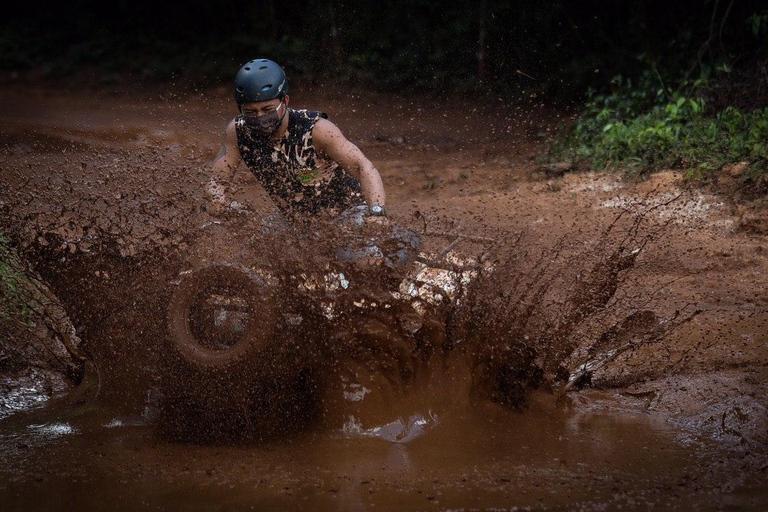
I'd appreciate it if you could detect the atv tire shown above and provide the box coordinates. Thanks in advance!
[167,263,276,369]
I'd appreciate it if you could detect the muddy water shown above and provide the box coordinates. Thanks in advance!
[2,389,765,511]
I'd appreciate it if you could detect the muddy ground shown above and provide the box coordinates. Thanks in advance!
[1,83,767,509]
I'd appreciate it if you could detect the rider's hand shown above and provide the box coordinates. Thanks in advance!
[205,200,252,218]
[205,200,229,217]
[363,215,390,239]
[364,215,390,226]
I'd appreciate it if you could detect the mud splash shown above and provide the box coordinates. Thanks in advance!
[7,198,698,448]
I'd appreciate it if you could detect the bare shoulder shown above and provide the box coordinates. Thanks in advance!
[313,117,345,143]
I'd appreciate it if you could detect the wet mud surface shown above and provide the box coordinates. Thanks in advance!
[2,392,767,510]
[1,85,767,509]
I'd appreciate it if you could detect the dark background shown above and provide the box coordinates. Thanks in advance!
[3,0,766,100]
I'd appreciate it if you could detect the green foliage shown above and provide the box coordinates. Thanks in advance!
[0,233,37,325]
[554,74,768,185]
[2,1,767,97]
[748,10,768,37]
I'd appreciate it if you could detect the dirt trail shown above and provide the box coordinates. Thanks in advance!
[1,84,767,507]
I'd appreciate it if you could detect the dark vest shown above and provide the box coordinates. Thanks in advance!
[235,109,363,215]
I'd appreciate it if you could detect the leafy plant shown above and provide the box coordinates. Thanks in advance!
[748,10,768,37]
[552,73,768,188]
[0,232,36,324]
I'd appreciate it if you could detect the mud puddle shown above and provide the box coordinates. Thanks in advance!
[1,390,767,511]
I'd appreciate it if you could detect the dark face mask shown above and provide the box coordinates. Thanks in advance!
[243,101,286,137]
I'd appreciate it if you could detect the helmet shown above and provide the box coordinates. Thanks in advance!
[233,59,288,105]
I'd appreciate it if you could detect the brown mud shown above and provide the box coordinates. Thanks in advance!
[1,84,767,509]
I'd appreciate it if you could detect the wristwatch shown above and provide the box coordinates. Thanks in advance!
[368,204,388,217]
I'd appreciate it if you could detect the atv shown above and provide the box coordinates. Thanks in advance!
[159,206,493,441]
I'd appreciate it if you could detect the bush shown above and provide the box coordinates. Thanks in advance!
[0,232,36,325]
[553,74,768,187]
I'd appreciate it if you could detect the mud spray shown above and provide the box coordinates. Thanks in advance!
[1,99,767,508]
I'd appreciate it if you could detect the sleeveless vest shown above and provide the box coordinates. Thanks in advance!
[235,109,363,215]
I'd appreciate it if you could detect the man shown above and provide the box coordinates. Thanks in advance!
[205,58,388,224]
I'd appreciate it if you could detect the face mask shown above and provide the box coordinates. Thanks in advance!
[243,101,286,137]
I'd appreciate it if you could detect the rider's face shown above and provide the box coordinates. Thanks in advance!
[241,97,288,137]
[241,98,283,118]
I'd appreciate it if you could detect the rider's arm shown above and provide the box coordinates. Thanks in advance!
[312,118,386,207]
[205,119,242,213]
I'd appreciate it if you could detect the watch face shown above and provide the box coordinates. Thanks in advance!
[370,205,383,215]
